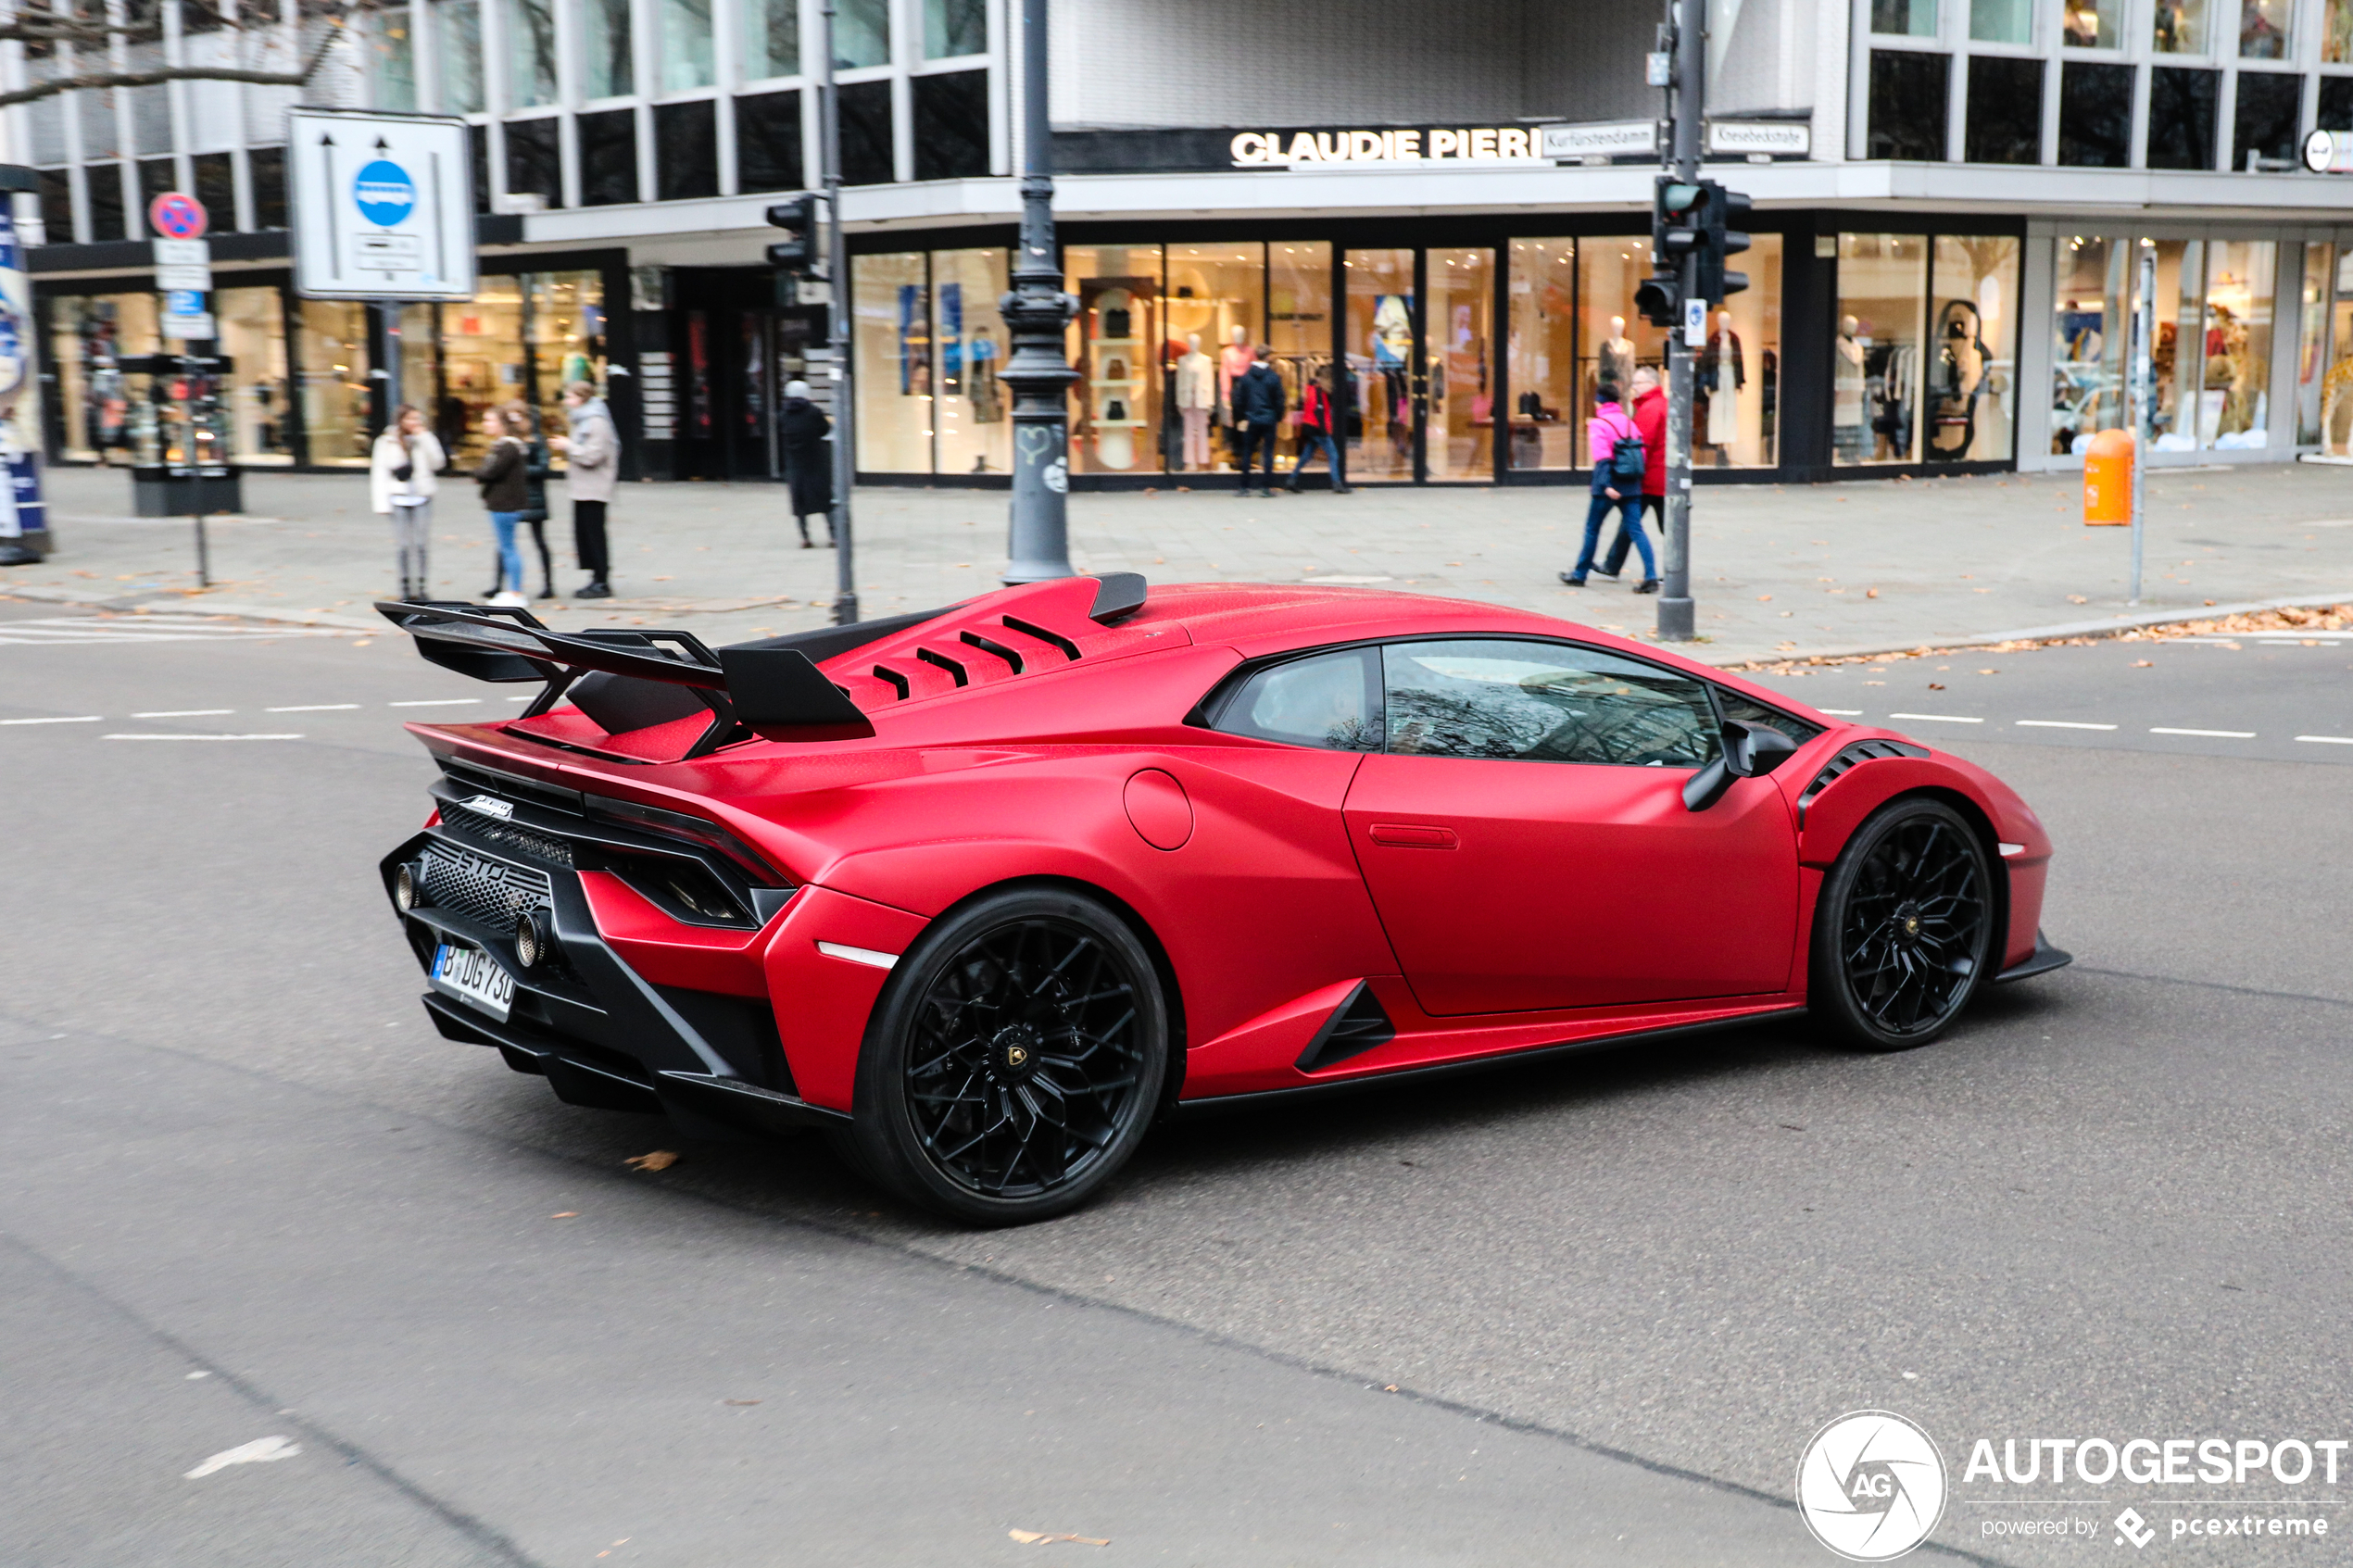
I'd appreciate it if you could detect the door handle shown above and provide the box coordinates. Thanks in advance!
[1368,822,1459,848]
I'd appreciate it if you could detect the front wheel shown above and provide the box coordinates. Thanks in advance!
[1810,797,1995,1051]
[845,887,1169,1225]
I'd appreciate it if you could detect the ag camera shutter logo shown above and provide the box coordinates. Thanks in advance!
[1796,1411,1948,1561]
[353,159,417,228]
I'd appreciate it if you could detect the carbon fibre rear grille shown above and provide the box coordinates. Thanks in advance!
[1796,738,1931,822]
[439,802,576,866]
[421,842,553,933]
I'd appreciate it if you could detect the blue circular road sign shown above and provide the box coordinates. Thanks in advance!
[352,159,417,227]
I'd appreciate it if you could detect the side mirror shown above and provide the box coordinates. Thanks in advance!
[1681,721,1800,811]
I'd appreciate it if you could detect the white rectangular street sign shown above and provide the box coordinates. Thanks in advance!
[1707,120,1811,157]
[156,263,212,292]
[1541,119,1660,160]
[153,238,209,267]
[289,107,476,301]
[163,312,216,340]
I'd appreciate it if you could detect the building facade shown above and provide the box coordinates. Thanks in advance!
[11,0,2353,485]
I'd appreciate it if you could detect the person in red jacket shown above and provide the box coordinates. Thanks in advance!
[1600,364,1668,580]
[1286,365,1352,493]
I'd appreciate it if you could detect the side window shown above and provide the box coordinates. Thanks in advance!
[1382,639,1722,767]
[1208,647,1382,751]
[1714,689,1824,749]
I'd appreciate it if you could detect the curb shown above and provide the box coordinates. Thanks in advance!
[1709,589,2353,668]
[0,583,384,633]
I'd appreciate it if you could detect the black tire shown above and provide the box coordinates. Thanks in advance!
[844,886,1169,1225]
[1810,797,1996,1051]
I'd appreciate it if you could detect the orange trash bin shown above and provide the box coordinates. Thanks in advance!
[2082,428,2133,525]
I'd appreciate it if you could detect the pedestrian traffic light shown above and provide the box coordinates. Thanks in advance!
[1635,180,1705,327]
[1696,183,1752,304]
[764,194,820,273]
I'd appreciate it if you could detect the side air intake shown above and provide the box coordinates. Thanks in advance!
[1796,737,1930,823]
[1295,982,1398,1073]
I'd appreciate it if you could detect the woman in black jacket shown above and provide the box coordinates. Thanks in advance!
[474,406,531,607]
[778,379,834,547]
[485,407,558,600]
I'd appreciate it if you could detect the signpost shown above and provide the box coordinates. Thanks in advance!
[148,194,223,582]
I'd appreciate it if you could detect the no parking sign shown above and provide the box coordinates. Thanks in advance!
[148,191,208,241]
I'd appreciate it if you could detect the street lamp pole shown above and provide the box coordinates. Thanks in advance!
[1658,0,1705,643]
[999,0,1077,584]
[818,0,858,623]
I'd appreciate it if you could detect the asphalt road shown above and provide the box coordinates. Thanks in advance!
[4,599,2351,1566]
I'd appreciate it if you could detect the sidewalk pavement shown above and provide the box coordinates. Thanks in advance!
[6,461,2349,665]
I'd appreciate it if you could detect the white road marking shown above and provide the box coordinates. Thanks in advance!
[815,940,900,969]
[1818,708,1864,715]
[0,714,102,725]
[2296,734,2353,745]
[1888,712,1983,723]
[2150,727,2255,738]
[132,709,233,718]
[184,1436,300,1478]
[388,698,481,708]
[103,733,305,741]
[2015,720,2118,731]
[267,703,359,712]
[0,616,341,645]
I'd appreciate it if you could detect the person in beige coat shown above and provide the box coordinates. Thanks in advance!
[549,381,619,598]
[369,405,445,601]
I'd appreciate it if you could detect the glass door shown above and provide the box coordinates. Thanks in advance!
[1342,246,1496,482]
[1343,248,1417,482]
[1426,247,1495,480]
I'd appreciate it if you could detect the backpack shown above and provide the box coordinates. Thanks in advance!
[1599,408,1645,485]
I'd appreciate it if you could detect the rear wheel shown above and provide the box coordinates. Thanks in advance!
[1811,797,1994,1050]
[846,887,1168,1225]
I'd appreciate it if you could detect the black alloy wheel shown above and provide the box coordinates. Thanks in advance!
[1811,797,1995,1050]
[845,887,1169,1225]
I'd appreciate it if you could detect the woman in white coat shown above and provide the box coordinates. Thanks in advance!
[370,405,445,601]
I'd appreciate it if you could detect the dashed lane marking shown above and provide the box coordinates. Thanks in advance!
[387,698,481,708]
[2150,727,2256,738]
[267,704,359,712]
[1886,712,1984,723]
[2296,734,2353,745]
[2015,720,2119,731]
[0,616,343,645]
[132,709,233,718]
[0,714,102,725]
[102,733,305,742]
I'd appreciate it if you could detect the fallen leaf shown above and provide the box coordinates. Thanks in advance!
[1756,595,1772,602]
[1867,587,1880,598]
[1978,669,1996,675]
[2133,659,2153,667]
[624,1150,680,1173]
[2203,598,2215,606]
[550,1211,579,1219]
[724,1399,761,1406]
[1928,683,1945,690]
[2067,594,2089,604]
[1385,1385,1400,1392]
[1009,1529,1111,1546]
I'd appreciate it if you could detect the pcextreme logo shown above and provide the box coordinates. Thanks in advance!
[1797,1411,1949,1562]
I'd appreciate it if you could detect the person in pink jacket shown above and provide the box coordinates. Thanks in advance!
[1560,381,1658,592]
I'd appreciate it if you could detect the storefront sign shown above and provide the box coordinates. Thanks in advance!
[1228,127,1551,168]
[2303,128,2353,173]
[1708,120,1811,157]
[1541,120,1661,159]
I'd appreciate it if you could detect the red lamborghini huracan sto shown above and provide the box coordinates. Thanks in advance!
[378,575,2068,1223]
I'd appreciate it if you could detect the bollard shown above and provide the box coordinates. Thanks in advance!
[2082,428,2133,525]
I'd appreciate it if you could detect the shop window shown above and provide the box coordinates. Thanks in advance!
[249,146,286,229]
[851,252,932,471]
[506,117,561,207]
[2240,0,2291,55]
[1344,248,1416,482]
[837,0,890,68]
[432,0,485,114]
[2295,243,2329,446]
[1869,51,1950,159]
[2063,0,2120,46]
[840,80,895,185]
[366,6,418,109]
[655,102,718,200]
[2321,248,2353,452]
[1576,235,1671,437]
[2050,235,2132,454]
[1705,236,1784,469]
[932,248,1010,476]
[1425,248,1494,481]
[1162,244,1264,478]
[2232,71,2300,169]
[299,299,373,468]
[2196,241,2274,447]
[1505,239,1577,471]
[913,71,988,181]
[1965,56,2044,162]
[743,0,798,79]
[2328,0,2353,60]
[2152,0,2206,50]
[36,169,70,243]
[1873,0,1938,35]
[1970,0,2031,44]
[193,153,234,232]
[1064,245,1164,477]
[395,303,438,433]
[1269,242,1334,482]
[86,164,127,243]
[736,91,804,194]
[2322,76,2353,125]
[506,0,557,108]
[2147,69,2219,169]
[2058,62,2133,164]
[1926,235,2019,461]
[925,0,986,57]
[661,0,715,92]
[581,0,632,97]
[137,157,176,226]
[577,108,637,206]
[2141,240,2201,447]
[438,277,528,466]
[1833,233,1929,464]
[209,287,291,466]
[47,293,159,462]
[527,271,609,456]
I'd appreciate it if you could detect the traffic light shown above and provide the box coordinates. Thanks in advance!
[764,194,820,273]
[1696,183,1752,304]
[1634,180,1705,327]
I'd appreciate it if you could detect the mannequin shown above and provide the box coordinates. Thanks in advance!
[1598,316,1637,391]
[1705,309,1744,456]
[1219,323,1254,412]
[1833,313,1868,461]
[1176,331,1215,468]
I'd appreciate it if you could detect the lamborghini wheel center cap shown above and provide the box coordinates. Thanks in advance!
[991,1023,1041,1080]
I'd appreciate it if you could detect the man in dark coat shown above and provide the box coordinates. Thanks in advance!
[778,379,834,547]
[1229,346,1287,497]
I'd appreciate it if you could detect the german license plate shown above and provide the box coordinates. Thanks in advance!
[431,941,515,1022]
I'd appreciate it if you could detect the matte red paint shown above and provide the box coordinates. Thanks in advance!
[405,580,2057,1109]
